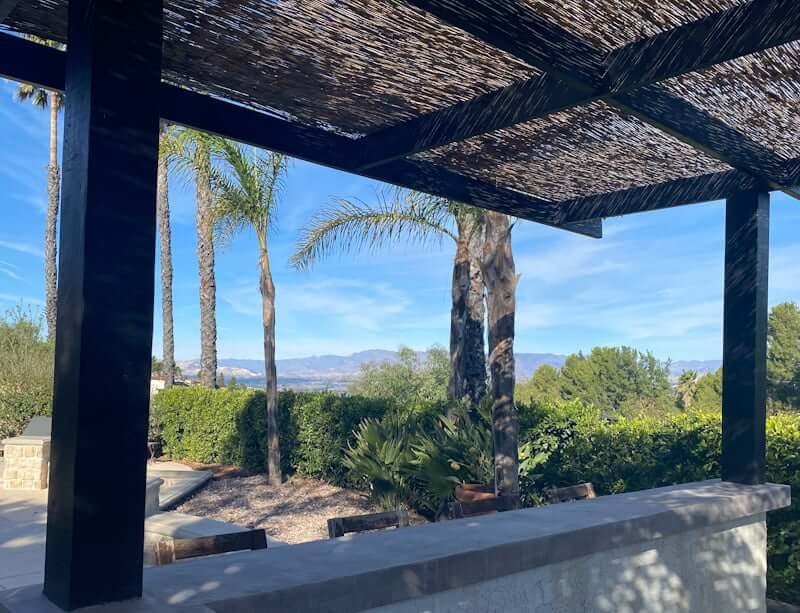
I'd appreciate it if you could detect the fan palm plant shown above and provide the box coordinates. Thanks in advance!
[291,189,487,409]
[15,37,65,340]
[212,139,288,485]
[171,129,219,388]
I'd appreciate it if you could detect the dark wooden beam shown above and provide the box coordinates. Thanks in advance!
[0,31,65,90]
[162,85,601,237]
[556,158,800,222]
[0,32,599,237]
[613,86,800,201]
[0,0,20,22]
[370,0,800,168]
[402,0,800,200]
[357,73,596,170]
[42,0,163,609]
[557,170,761,222]
[606,0,800,92]
[721,190,770,485]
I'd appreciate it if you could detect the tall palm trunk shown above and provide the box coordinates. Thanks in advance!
[195,141,217,388]
[448,213,486,411]
[259,236,281,484]
[482,212,519,500]
[44,93,59,340]
[157,130,175,387]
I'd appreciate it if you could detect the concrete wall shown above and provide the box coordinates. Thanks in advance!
[372,514,767,613]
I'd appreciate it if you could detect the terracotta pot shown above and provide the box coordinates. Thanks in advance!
[455,483,496,503]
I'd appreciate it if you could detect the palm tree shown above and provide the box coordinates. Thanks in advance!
[482,212,519,501]
[172,129,218,388]
[212,139,288,485]
[291,189,486,408]
[15,37,64,340]
[156,124,176,387]
[677,370,698,410]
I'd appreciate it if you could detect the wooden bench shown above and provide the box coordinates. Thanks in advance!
[545,483,597,504]
[327,510,409,538]
[153,528,268,566]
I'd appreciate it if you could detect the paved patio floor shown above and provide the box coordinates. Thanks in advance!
[0,488,47,590]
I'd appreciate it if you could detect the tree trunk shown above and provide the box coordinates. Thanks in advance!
[195,140,217,388]
[482,212,519,500]
[448,213,486,412]
[259,238,282,485]
[157,129,175,387]
[44,92,59,340]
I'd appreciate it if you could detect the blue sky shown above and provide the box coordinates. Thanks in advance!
[1,79,798,362]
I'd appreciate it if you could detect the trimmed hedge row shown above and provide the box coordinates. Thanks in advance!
[519,403,800,604]
[150,387,389,484]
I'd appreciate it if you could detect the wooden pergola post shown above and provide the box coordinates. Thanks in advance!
[721,190,770,485]
[42,0,163,609]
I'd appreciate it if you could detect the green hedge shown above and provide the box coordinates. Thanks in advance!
[151,387,389,483]
[519,403,800,604]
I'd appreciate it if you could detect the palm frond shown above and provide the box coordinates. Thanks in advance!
[291,187,457,271]
[210,139,288,247]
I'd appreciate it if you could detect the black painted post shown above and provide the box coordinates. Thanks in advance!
[43,0,163,610]
[721,190,770,485]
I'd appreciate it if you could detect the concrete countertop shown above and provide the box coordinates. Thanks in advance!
[0,479,790,613]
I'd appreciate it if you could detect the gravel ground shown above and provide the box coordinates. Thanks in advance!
[176,475,376,543]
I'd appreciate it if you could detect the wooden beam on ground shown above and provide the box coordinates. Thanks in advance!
[0,33,601,237]
[42,0,163,609]
[402,0,800,202]
[367,0,800,168]
[721,190,770,485]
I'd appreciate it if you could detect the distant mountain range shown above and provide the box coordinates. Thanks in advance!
[176,351,721,391]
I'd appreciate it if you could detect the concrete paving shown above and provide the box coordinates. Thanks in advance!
[0,489,47,591]
[0,462,214,593]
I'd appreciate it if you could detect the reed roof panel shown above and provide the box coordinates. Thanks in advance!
[2,0,797,210]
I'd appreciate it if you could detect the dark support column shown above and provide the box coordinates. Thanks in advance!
[721,190,770,485]
[43,0,163,610]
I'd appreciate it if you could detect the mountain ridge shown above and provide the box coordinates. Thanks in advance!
[176,351,721,389]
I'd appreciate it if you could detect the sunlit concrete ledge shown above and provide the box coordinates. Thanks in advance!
[0,480,790,612]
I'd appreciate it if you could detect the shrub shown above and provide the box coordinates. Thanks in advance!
[291,392,390,484]
[519,402,800,604]
[152,386,267,471]
[0,308,54,440]
[151,387,389,481]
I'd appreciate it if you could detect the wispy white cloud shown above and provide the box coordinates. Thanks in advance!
[0,240,43,258]
[0,293,44,306]
[222,278,411,333]
[516,236,627,284]
[0,266,21,281]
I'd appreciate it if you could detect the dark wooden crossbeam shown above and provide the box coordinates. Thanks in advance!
[401,0,800,203]
[0,0,20,22]
[0,32,600,237]
[557,159,800,222]
[366,0,800,168]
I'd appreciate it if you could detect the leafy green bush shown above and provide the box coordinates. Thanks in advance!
[519,402,800,604]
[151,387,389,481]
[152,386,267,471]
[344,403,494,517]
[290,392,390,484]
[0,308,54,440]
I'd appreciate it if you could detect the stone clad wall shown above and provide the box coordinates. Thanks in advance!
[1,438,50,490]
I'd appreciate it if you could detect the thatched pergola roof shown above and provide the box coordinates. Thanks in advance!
[2,0,799,237]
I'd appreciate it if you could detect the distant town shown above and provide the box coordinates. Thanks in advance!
[175,350,722,391]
